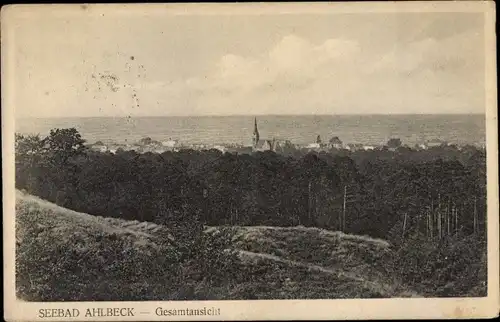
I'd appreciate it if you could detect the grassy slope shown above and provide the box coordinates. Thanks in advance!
[15,190,180,301]
[231,226,417,298]
[15,190,416,301]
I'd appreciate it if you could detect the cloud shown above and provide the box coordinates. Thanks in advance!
[179,34,362,114]
[154,30,484,116]
[213,35,360,91]
[16,28,483,118]
[373,30,482,78]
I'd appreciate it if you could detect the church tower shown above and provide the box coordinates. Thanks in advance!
[252,117,260,147]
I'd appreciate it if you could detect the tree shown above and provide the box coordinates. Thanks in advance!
[15,133,45,158]
[328,136,343,150]
[44,128,86,164]
[15,133,46,190]
[387,138,402,149]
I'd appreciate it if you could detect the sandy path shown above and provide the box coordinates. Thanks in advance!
[238,249,419,298]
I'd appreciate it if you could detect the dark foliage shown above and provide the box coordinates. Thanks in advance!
[15,128,488,297]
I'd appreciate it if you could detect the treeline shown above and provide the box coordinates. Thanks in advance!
[15,128,487,244]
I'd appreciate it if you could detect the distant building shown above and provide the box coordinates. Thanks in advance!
[162,139,179,149]
[272,139,295,153]
[415,143,427,150]
[306,143,321,149]
[345,143,363,151]
[312,135,329,149]
[213,145,227,152]
[189,143,206,150]
[92,145,108,153]
[254,140,273,151]
[252,118,274,152]
[90,141,108,152]
[426,139,447,148]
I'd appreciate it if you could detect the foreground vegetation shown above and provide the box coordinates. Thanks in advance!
[16,190,486,300]
[16,191,416,300]
[15,128,487,299]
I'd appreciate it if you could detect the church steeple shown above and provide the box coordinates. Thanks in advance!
[253,117,260,147]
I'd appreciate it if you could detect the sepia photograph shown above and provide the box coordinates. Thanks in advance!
[2,2,499,320]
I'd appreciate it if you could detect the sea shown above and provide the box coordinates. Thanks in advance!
[15,115,486,147]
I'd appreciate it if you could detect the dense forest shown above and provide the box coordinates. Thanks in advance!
[15,128,487,241]
[15,128,488,296]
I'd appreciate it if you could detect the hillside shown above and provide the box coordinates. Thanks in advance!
[15,190,417,301]
[231,226,417,298]
[15,190,179,301]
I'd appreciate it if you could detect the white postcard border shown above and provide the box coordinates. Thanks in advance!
[2,2,498,321]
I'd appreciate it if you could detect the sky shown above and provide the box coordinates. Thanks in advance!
[8,5,487,118]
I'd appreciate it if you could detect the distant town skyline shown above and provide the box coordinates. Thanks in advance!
[9,5,487,118]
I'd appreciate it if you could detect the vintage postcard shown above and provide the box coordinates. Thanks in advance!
[2,1,499,320]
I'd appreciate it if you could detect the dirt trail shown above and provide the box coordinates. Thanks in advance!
[238,250,419,298]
